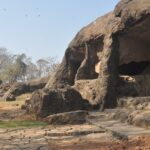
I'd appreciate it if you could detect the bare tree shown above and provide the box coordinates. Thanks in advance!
[36,57,59,78]
[0,47,13,71]
[0,48,59,83]
[26,61,38,80]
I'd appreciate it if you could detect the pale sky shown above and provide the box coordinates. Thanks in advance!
[0,0,119,62]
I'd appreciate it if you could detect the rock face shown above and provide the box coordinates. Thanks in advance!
[111,96,150,128]
[26,88,90,118]
[28,0,150,118]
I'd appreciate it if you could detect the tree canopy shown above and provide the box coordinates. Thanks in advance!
[0,48,59,83]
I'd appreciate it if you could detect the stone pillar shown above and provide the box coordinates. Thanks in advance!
[98,33,119,110]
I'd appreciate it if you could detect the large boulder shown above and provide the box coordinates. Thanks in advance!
[26,87,91,118]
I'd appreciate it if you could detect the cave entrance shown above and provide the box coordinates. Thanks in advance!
[117,16,150,97]
[119,61,150,76]
[118,16,150,70]
[74,37,104,81]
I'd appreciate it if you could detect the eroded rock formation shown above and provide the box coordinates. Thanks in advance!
[2,76,49,101]
[28,0,150,118]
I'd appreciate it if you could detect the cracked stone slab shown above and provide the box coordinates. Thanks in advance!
[88,111,150,139]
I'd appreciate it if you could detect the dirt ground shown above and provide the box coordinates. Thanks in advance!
[50,135,150,150]
[0,94,150,150]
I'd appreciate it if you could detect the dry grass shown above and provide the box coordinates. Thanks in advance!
[0,93,31,109]
[0,93,49,128]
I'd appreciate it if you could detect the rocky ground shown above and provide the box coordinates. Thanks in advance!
[0,125,150,150]
[0,94,150,150]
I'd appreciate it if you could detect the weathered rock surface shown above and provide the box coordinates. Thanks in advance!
[28,0,150,118]
[73,79,102,107]
[130,111,150,128]
[111,109,150,129]
[44,110,88,125]
[2,76,49,101]
[26,88,91,118]
[110,96,150,128]
[88,110,150,139]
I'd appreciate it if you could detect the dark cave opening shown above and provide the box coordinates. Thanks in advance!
[119,61,150,76]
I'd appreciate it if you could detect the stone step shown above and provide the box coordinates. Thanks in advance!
[87,111,150,140]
